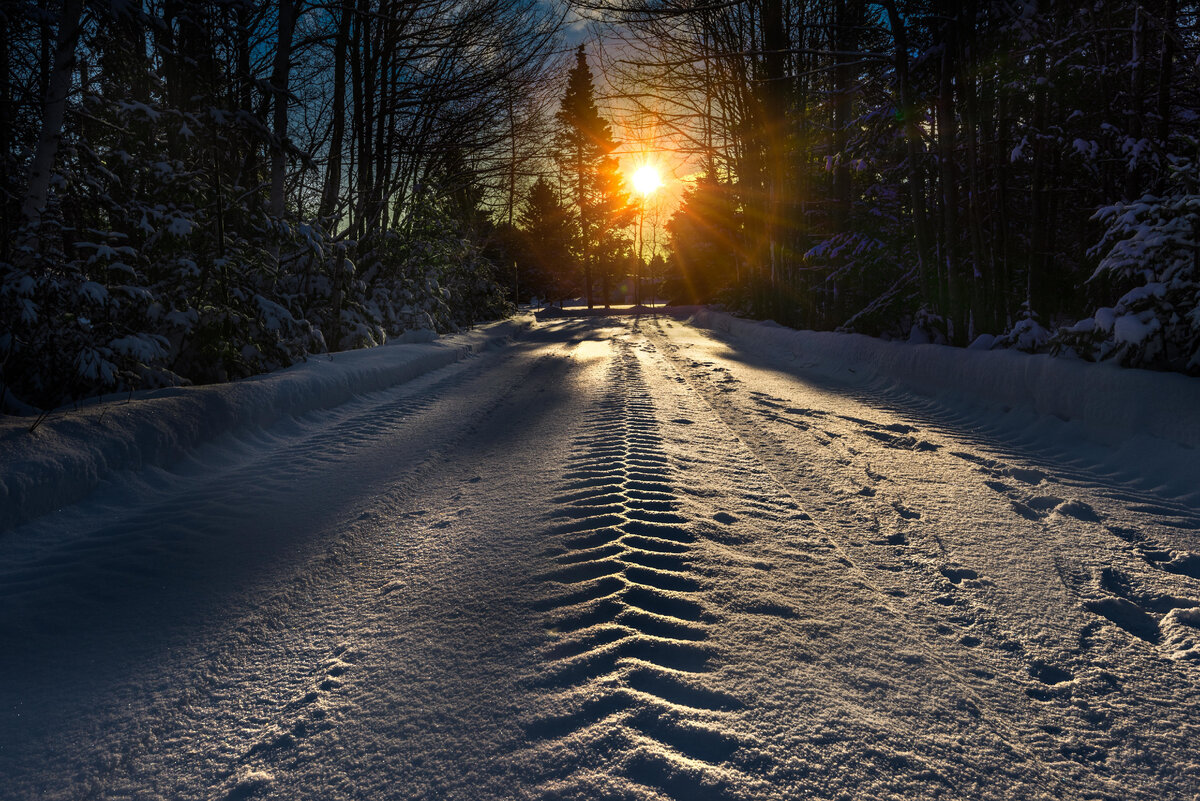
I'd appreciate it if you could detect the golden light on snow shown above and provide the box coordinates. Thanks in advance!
[631,163,663,196]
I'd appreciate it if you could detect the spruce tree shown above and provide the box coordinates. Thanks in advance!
[553,46,620,309]
[519,177,576,303]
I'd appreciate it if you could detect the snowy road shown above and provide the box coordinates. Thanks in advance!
[2,315,1199,800]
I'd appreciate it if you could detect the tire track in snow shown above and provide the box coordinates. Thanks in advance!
[524,339,757,801]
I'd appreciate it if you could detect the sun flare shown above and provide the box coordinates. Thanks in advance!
[631,164,663,196]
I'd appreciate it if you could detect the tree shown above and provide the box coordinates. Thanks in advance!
[0,0,566,410]
[593,154,634,306]
[666,175,740,304]
[584,0,1200,369]
[19,0,83,248]
[553,45,623,308]
[518,176,576,302]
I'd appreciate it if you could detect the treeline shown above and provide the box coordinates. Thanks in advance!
[0,0,563,412]
[600,0,1200,371]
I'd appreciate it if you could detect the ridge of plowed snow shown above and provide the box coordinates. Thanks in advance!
[685,309,1200,504]
[0,319,526,531]
[687,309,1200,447]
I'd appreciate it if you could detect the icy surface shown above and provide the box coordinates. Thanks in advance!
[1,313,1198,800]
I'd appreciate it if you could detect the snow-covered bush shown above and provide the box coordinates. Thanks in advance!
[1,213,182,411]
[992,307,1053,353]
[350,201,511,351]
[0,99,508,411]
[1057,153,1200,372]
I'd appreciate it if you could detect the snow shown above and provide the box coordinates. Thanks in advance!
[1161,607,1200,661]
[1,311,1198,800]
[1003,315,1053,351]
[1113,310,1157,345]
[78,280,108,303]
[0,318,526,531]
[117,100,160,121]
[109,333,169,361]
[687,308,1200,450]
[968,333,998,350]
[165,214,193,236]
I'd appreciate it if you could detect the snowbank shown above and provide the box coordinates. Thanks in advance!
[0,319,527,531]
[685,309,1200,449]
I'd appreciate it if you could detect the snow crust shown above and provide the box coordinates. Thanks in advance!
[0,319,526,531]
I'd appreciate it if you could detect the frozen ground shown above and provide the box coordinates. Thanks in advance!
[1,312,1198,800]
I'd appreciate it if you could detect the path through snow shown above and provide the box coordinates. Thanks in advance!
[1,315,1198,800]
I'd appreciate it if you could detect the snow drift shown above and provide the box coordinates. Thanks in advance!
[685,309,1200,449]
[0,320,526,531]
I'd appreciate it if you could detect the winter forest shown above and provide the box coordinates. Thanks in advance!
[2,0,1199,413]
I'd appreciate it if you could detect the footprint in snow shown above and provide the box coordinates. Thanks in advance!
[1083,567,1174,644]
[1053,499,1101,521]
[1108,525,1200,580]
[939,565,980,585]
[224,770,274,801]
[1084,597,1161,643]
[1161,608,1200,661]
[1029,660,1072,686]
[1006,467,1047,485]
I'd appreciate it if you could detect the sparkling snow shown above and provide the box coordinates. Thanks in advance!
[1,312,1197,800]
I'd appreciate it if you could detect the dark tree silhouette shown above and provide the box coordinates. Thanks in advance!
[518,176,576,303]
[553,46,625,308]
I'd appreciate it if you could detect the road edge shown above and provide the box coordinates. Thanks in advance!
[0,317,528,532]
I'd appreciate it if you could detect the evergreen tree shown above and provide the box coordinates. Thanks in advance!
[553,46,625,308]
[518,176,576,303]
[0,0,563,411]
[593,155,634,306]
[666,175,741,304]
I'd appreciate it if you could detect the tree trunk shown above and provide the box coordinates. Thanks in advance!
[270,0,298,218]
[1125,5,1145,201]
[349,0,368,240]
[1156,0,1176,149]
[319,1,352,223]
[880,0,935,309]
[578,144,592,308]
[760,0,789,286]
[959,0,986,337]
[937,5,964,341]
[1,6,12,261]
[1028,48,1048,317]
[994,59,1013,327]
[21,0,84,236]
[831,0,855,236]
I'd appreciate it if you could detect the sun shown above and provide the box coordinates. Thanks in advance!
[631,163,663,196]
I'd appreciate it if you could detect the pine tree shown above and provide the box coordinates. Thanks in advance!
[592,154,634,307]
[553,46,621,309]
[666,175,740,304]
[519,176,576,303]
